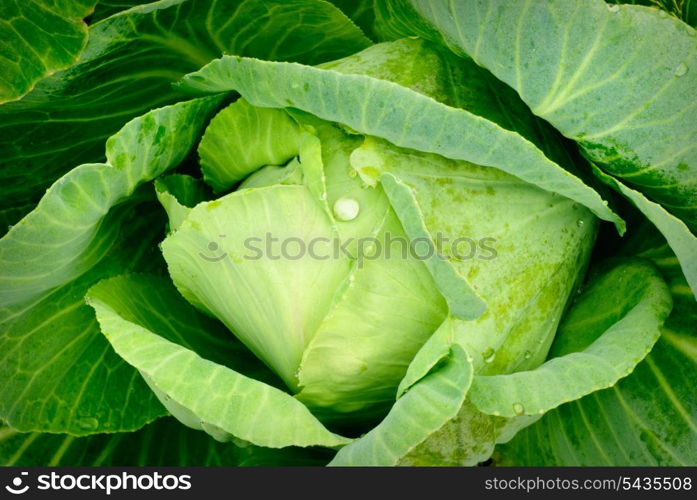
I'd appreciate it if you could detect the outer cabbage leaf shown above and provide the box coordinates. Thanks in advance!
[328,0,377,40]
[469,260,672,417]
[0,0,96,103]
[397,259,672,465]
[592,165,697,296]
[179,40,623,229]
[377,0,697,232]
[87,275,351,448]
[329,345,473,466]
[0,0,371,210]
[497,246,695,465]
[0,96,221,309]
[0,203,169,434]
[0,418,330,466]
[0,96,220,434]
[608,0,697,27]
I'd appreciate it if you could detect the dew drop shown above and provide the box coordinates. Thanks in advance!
[513,403,525,416]
[319,192,327,201]
[348,169,358,178]
[524,350,532,360]
[333,197,360,221]
[576,219,585,227]
[606,3,619,12]
[674,62,688,77]
[482,348,496,363]
[77,417,99,431]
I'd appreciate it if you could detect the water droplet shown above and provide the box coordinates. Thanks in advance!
[333,197,360,221]
[513,403,525,416]
[674,62,688,77]
[482,348,496,363]
[319,192,327,201]
[77,417,99,431]
[576,219,585,227]
[606,3,619,12]
[348,169,358,178]
[524,350,532,360]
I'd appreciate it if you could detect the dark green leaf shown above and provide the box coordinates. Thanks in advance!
[0,203,168,434]
[0,0,96,103]
[496,247,695,466]
[0,0,371,209]
[0,417,331,466]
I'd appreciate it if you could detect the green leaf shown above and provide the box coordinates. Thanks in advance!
[328,0,377,40]
[329,345,473,466]
[0,96,221,309]
[154,174,211,232]
[380,173,485,319]
[396,401,535,466]
[382,0,697,231]
[496,248,696,465]
[469,259,672,418]
[0,0,96,103]
[0,204,168,434]
[0,417,331,466]
[87,275,351,449]
[593,165,697,296]
[353,135,598,374]
[178,48,623,228]
[0,96,219,434]
[90,0,153,22]
[0,0,371,209]
[198,99,305,191]
[0,204,33,238]
[295,205,448,419]
[608,0,697,28]
[88,274,281,386]
[162,185,352,391]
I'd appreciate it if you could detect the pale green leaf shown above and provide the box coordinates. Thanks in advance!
[497,246,696,466]
[469,260,673,418]
[87,275,351,448]
[329,345,472,466]
[178,51,623,227]
[154,175,210,232]
[161,185,351,391]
